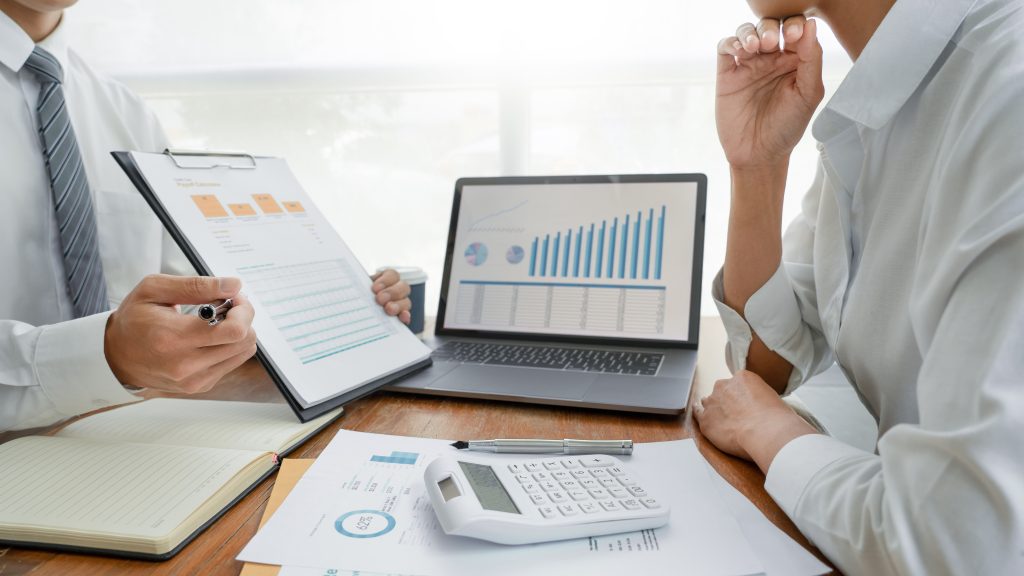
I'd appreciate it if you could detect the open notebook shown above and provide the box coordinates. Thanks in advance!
[0,398,341,560]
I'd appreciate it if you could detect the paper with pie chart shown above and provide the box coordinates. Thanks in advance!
[127,152,431,410]
[237,430,762,576]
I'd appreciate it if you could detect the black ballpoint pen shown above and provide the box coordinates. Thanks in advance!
[196,298,233,326]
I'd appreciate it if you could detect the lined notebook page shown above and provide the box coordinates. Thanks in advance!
[0,436,264,539]
[57,399,332,453]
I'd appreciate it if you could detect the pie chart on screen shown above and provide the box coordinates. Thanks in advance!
[506,245,525,264]
[464,242,488,266]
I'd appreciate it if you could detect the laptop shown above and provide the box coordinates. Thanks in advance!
[385,174,706,414]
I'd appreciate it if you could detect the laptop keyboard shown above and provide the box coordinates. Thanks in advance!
[433,342,664,376]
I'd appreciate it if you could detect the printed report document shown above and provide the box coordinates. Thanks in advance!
[238,430,763,576]
[114,151,432,421]
[0,399,341,559]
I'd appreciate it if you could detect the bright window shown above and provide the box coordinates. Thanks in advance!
[67,0,852,315]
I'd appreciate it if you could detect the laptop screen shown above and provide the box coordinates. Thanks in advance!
[437,175,705,345]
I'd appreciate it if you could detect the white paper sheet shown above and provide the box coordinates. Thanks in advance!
[703,462,831,576]
[238,431,762,576]
[130,152,430,407]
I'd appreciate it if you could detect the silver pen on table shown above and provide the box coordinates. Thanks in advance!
[450,438,633,456]
[196,298,233,326]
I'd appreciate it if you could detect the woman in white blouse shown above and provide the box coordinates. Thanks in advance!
[696,0,1024,574]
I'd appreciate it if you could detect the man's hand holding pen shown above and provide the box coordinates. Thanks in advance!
[104,275,256,394]
[103,269,413,395]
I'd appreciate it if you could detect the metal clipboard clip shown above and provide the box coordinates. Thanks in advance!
[163,148,258,170]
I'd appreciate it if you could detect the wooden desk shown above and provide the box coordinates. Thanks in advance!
[0,317,835,575]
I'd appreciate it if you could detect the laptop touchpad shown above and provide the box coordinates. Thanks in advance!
[427,365,594,400]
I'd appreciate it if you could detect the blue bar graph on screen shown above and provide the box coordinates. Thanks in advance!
[523,205,666,282]
[585,224,594,278]
[608,218,617,279]
[562,229,571,277]
[619,215,629,279]
[552,232,561,277]
[643,207,651,278]
[626,211,634,280]
[541,234,549,277]
[656,205,665,280]
[529,237,537,277]
[573,226,582,278]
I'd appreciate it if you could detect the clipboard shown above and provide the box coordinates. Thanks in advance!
[112,149,432,422]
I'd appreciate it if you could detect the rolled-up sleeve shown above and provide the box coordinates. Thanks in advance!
[0,313,139,432]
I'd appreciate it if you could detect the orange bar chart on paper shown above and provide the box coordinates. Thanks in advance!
[252,194,284,214]
[191,194,229,218]
[229,203,258,217]
[283,201,306,213]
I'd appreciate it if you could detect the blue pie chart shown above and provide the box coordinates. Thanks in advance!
[465,242,488,266]
[506,245,525,264]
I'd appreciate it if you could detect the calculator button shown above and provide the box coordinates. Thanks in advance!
[578,478,600,490]
[580,456,615,468]
[548,491,568,504]
[628,486,649,498]
[568,489,590,501]
[617,475,638,486]
[608,487,630,499]
[543,460,562,471]
[571,469,591,479]
[579,502,599,514]
[515,473,531,483]
[559,458,581,469]
[525,462,543,473]
[640,497,661,509]
[507,464,524,474]
[532,471,552,481]
[608,466,627,476]
[588,488,610,500]
[599,477,619,488]
[620,498,642,510]
[538,505,557,519]
[540,481,560,492]
[521,482,540,494]
[530,494,547,505]
[590,469,611,479]
[559,479,581,490]
[551,471,571,481]
[558,503,579,516]
[600,500,622,512]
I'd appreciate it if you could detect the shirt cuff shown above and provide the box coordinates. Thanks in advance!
[711,269,754,373]
[34,311,140,417]
[764,433,871,518]
[743,264,804,352]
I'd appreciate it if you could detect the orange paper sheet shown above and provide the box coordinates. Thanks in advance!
[239,459,314,576]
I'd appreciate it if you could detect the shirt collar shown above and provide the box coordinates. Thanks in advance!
[0,9,71,75]
[813,0,977,140]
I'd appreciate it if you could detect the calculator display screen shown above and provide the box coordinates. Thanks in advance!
[458,461,521,514]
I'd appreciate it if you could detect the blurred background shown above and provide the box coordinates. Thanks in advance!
[66,0,853,318]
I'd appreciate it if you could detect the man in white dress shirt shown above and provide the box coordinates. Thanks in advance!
[0,1,413,432]
[695,0,1024,573]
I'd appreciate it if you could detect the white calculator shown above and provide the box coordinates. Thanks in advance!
[423,453,670,545]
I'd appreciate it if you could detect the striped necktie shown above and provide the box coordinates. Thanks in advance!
[24,46,109,318]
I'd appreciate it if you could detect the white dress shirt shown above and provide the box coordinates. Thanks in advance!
[713,0,1024,573]
[0,12,190,432]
